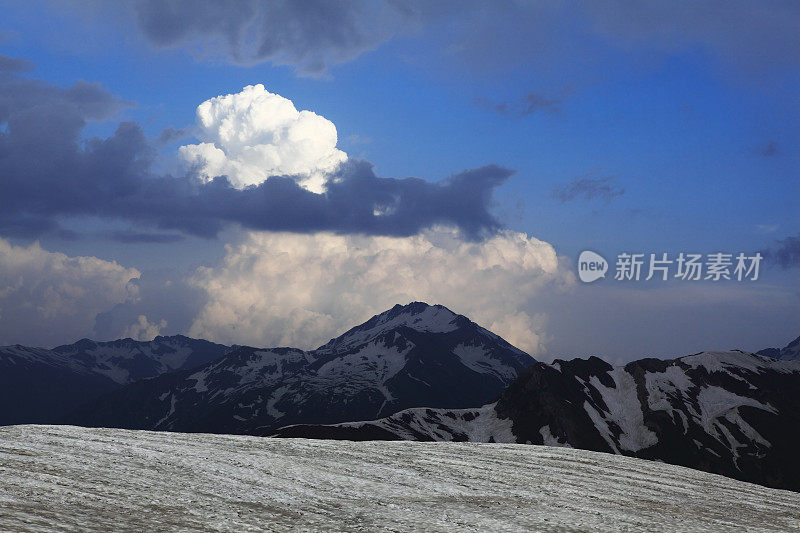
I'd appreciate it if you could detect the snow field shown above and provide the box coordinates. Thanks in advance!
[1,425,798,532]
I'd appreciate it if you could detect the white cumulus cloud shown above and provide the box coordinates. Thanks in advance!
[122,315,167,342]
[0,238,140,347]
[179,84,347,193]
[188,228,574,356]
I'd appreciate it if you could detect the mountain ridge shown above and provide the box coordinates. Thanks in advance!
[0,335,233,424]
[63,302,535,434]
[5,301,799,493]
[276,347,800,492]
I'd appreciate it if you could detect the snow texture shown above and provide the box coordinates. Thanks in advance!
[0,425,798,532]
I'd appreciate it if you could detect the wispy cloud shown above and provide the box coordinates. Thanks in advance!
[756,140,780,157]
[157,126,190,145]
[551,173,625,203]
[755,224,779,234]
[474,91,564,117]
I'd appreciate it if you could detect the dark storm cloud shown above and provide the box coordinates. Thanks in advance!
[761,234,800,268]
[0,69,510,240]
[474,92,563,117]
[120,1,800,76]
[131,0,409,76]
[0,74,131,126]
[0,214,80,240]
[551,175,625,203]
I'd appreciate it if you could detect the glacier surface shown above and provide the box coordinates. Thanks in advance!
[0,425,798,532]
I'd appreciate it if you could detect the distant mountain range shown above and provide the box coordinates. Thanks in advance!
[0,335,231,425]
[64,303,532,434]
[2,302,798,492]
[757,334,800,360]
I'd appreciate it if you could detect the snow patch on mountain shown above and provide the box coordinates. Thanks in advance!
[539,425,572,448]
[694,386,776,462]
[316,338,412,384]
[645,365,693,424]
[453,343,518,381]
[343,403,515,443]
[154,395,177,430]
[237,349,309,388]
[587,368,659,452]
[265,386,289,419]
[583,400,620,453]
[317,303,459,353]
[681,350,800,376]
[188,368,211,393]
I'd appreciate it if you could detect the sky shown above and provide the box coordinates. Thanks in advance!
[0,0,797,362]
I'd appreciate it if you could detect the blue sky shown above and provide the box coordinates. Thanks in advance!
[0,1,797,360]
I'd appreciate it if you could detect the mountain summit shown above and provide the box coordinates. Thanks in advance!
[65,303,534,434]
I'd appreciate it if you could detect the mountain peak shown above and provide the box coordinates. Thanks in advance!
[389,301,440,312]
[383,302,460,322]
[316,302,463,352]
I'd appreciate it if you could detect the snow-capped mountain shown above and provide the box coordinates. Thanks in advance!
[0,336,232,425]
[758,334,800,361]
[49,335,235,384]
[276,349,800,492]
[65,303,534,434]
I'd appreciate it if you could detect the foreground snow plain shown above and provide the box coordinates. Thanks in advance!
[0,426,797,532]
